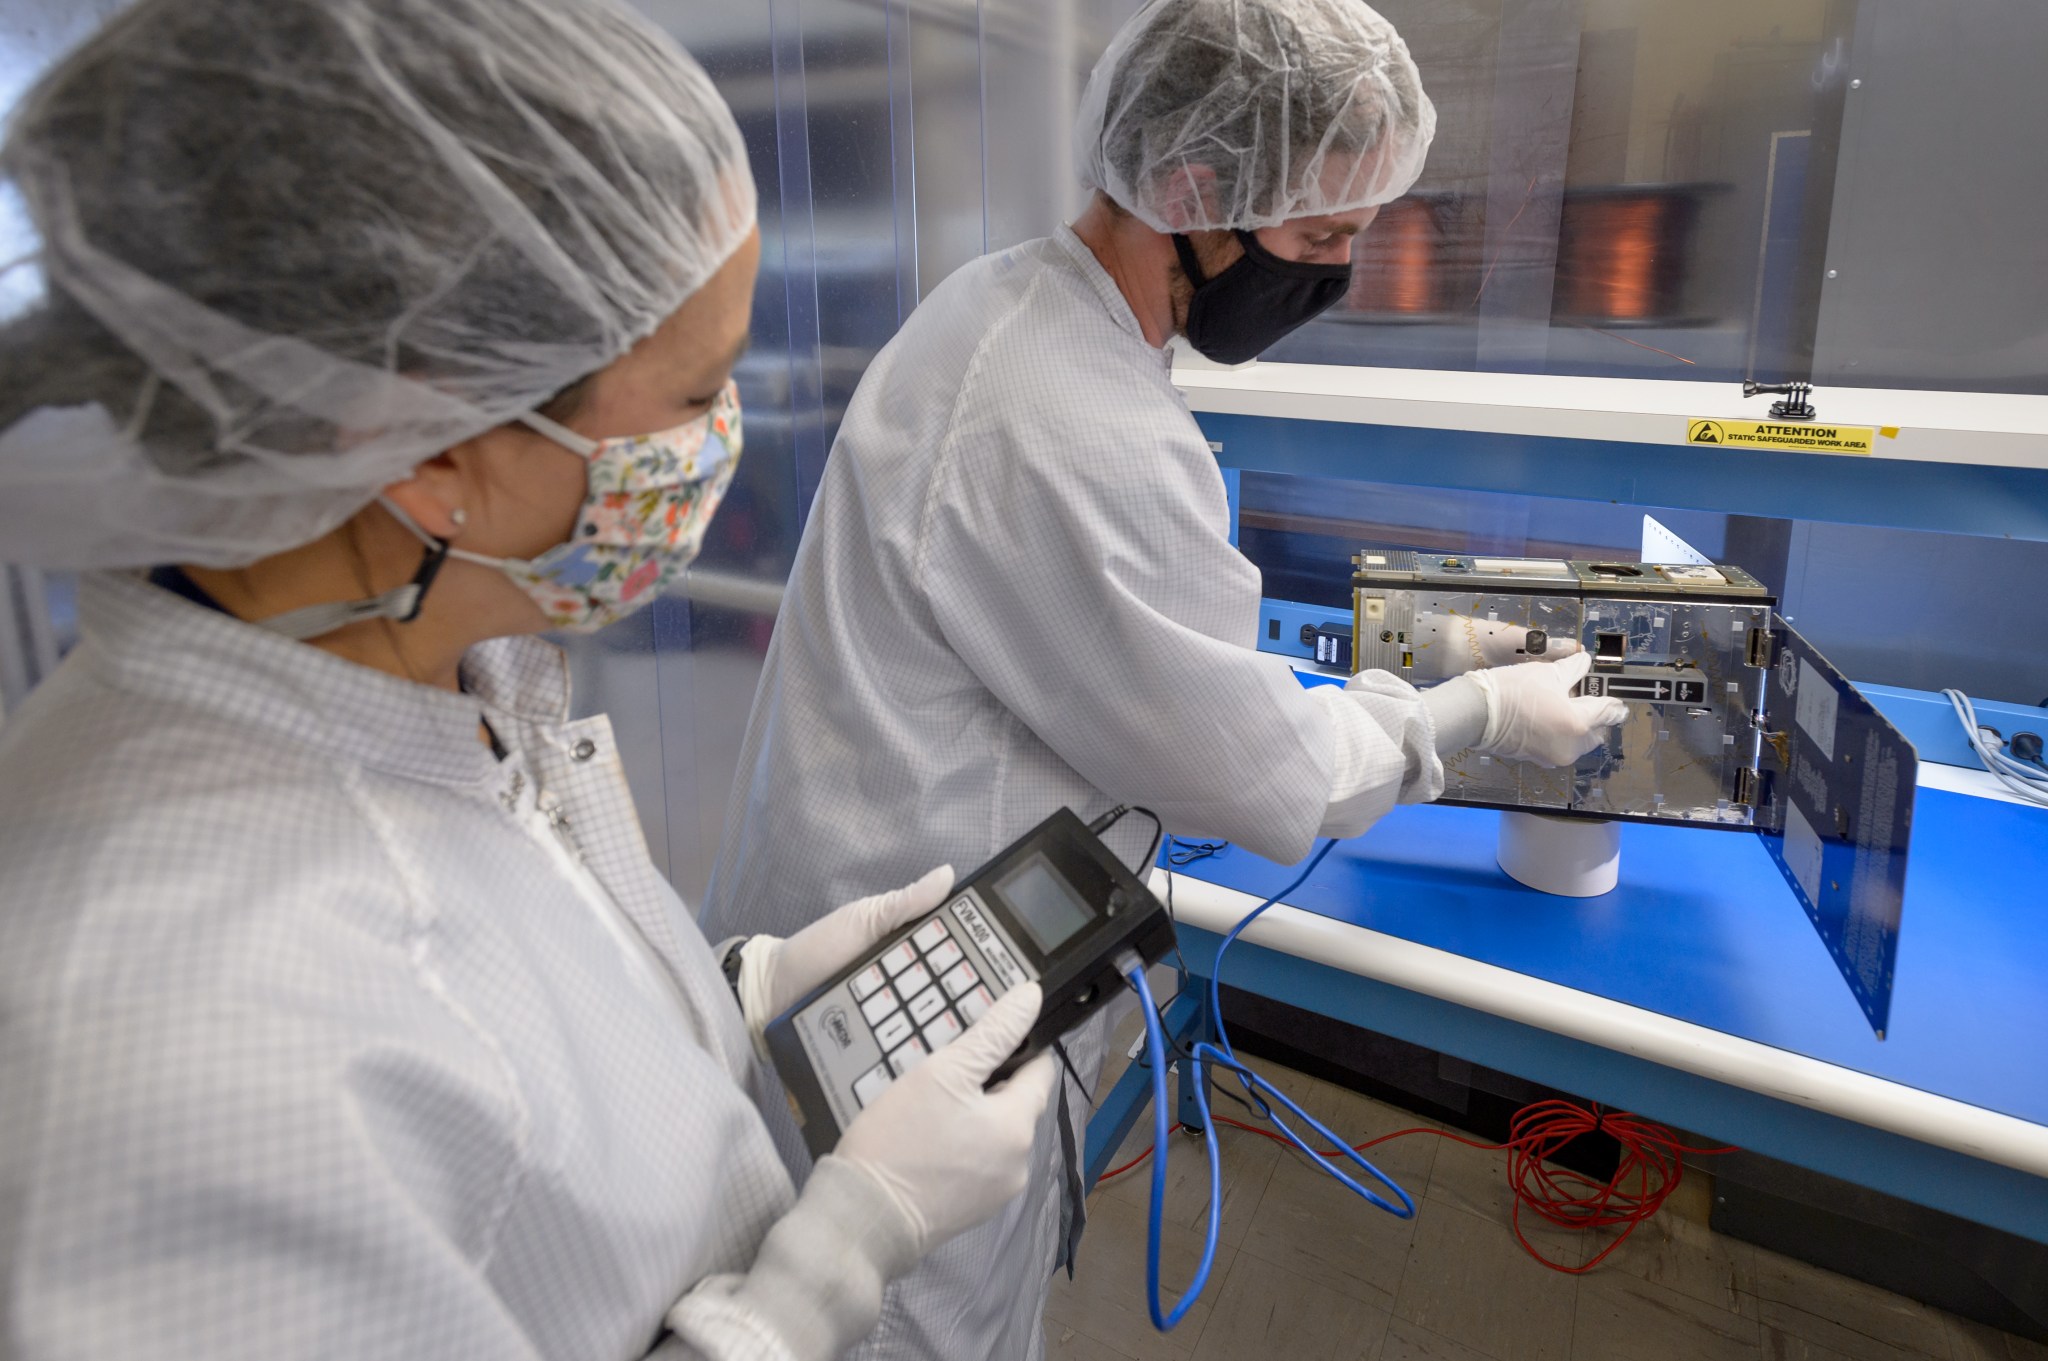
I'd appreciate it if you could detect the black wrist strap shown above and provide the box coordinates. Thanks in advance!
[719,937,749,1007]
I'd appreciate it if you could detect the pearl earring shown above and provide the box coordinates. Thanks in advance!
[450,507,468,530]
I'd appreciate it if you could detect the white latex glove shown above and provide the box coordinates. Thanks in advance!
[1423,613,1582,673]
[1466,652,1629,766]
[736,865,956,1059]
[836,982,1058,1257]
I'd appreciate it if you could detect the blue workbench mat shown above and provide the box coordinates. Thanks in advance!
[1168,786,2048,1128]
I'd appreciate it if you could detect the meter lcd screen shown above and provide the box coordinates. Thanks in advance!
[994,852,1093,953]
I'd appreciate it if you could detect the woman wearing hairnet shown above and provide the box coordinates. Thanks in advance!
[0,1,1058,1356]
[700,1,1627,1354]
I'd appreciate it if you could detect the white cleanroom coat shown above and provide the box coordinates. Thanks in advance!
[0,573,915,1361]
[700,225,1448,1359]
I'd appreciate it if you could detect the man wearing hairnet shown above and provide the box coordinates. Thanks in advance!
[0,0,1060,1357]
[702,1,1626,1355]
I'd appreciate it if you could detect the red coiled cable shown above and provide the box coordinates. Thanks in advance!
[1097,1097,1735,1274]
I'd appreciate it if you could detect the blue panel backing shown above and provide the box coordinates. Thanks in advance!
[1197,411,2048,543]
[1756,623,1918,1037]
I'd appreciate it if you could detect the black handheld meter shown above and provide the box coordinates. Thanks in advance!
[765,807,1177,1159]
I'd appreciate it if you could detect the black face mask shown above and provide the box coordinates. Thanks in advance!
[1171,230,1352,364]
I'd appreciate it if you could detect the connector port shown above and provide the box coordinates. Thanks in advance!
[1745,627,1774,668]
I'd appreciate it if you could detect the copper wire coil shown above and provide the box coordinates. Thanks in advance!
[1345,198,1441,316]
[1338,188,1698,324]
[1555,191,1695,323]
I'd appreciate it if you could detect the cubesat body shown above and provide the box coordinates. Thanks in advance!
[1349,552,1917,1036]
[1353,553,1774,824]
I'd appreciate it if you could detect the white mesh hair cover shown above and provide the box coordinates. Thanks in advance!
[1075,0,1436,233]
[0,0,755,568]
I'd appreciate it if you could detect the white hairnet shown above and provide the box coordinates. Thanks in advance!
[1075,0,1436,234]
[0,0,755,569]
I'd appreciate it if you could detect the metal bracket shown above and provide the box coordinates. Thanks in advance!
[1742,379,1818,422]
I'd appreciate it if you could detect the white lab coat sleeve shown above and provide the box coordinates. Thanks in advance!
[1309,670,1452,838]
[916,357,1437,864]
[660,1156,919,1361]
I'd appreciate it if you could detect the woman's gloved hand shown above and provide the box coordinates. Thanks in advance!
[734,866,957,1058]
[831,982,1058,1256]
[1466,652,1629,766]
[668,986,1057,1360]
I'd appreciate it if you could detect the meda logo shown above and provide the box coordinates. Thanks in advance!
[822,1006,854,1051]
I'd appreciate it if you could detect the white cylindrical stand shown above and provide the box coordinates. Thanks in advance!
[1497,812,1621,898]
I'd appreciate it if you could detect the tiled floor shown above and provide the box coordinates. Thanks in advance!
[1045,1038,2046,1361]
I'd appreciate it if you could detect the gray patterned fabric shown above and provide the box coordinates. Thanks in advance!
[0,573,907,1360]
[701,225,1446,1360]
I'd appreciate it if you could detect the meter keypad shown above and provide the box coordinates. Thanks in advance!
[921,1010,964,1049]
[834,909,1008,1112]
[852,1063,892,1109]
[860,989,900,1026]
[940,961,978,998]
[772,806,1176,1161]
[849,964,887,1001]
[957,984,994,1024]
[906,986,947,1026]
[893,962,933,1000]
[873,1010,914,1052]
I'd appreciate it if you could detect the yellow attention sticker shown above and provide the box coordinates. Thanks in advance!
[1685,418,1877,456]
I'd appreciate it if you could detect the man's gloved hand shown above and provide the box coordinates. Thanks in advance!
[832,982,1058,1257]
[735,866,956,1058]
[1466,652,1629,766]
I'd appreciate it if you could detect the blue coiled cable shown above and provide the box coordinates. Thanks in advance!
[1130,837,1416,1331]
[1130,963,1220,1330]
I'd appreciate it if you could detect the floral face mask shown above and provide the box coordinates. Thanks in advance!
[448,380,744,632]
